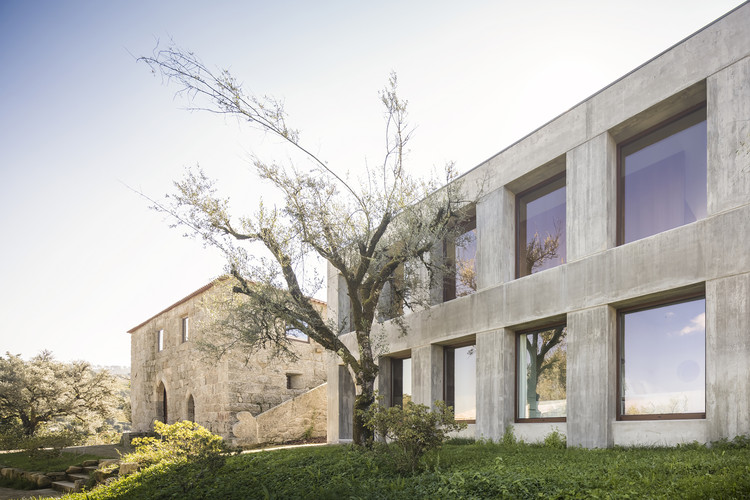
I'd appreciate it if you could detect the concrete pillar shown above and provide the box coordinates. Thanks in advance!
[476,328,515,441]
[377,356,393,406]
[566,132,617,262]
[707,56,750,215]
[567,305,616,448]
[476,187,515,288]
[706,273,750,441]
[326,263,351,333]
[326,353,355,442]
[411,345,443,408]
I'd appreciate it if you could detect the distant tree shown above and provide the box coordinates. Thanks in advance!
[139,46,478,445]
[0,351,120,437]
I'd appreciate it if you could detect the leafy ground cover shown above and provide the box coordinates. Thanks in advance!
[66,440,750,499]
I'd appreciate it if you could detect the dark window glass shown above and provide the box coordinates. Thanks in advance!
[391,357,412,407]
[517,325,567,420]
[443,217,477,301]
[620,108,707,244]
[187,394,195,422]
[444,345,476,421]
[517,176,566,278]
[620,297,705,418]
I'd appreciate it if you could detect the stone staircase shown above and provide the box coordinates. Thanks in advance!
[50,459,117,494]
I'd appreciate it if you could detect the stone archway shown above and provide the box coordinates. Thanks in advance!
[186,394,195,422]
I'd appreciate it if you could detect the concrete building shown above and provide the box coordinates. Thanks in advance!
[128,277,328,446]
[326,4,750,448]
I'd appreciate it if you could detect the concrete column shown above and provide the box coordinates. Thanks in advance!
[476,187,515,289]
[706,273,750,441]
[566,132,617,262]
[411,345,444,408]
[377,356,392,406]
[476,328,515,441]
[326,353,355,442]
[707,56,750,215]
[567,305,616,448]
[326,263,351,333]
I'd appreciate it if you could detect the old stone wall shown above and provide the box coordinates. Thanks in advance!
[129,278,327,441]
[233,383,327,446]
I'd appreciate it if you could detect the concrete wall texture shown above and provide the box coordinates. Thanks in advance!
[129,279,328,445]
[326,4,750,448]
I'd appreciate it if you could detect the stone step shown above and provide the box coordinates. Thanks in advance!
[68,473,89,481]
[52,480,78,493]
[83,465,98,473]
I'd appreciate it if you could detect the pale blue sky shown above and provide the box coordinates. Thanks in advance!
[0,1,742,366]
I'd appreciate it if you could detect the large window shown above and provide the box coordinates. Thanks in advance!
[444,344,476,422]
[517,174,566,278]
[517,324,567,421]
[443,216,477,301]
[619,296,705,419]
[391,357,412,407]
[619,106,707,244]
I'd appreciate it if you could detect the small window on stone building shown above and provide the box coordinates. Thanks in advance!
[186,394,195,422]
[157,329,164,352]
[181,316,189,342]
[286,373,303,390]
[286,321,309,342]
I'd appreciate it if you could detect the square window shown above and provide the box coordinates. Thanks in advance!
[517,174,566,278]
[157,329,164,352]
[619,106,707,244]
[181,316,189,343]
[619,296,705,419]
[517,324,567,421]
[391,357,412,407]
[444,344,476,422]
[443,215,477,301]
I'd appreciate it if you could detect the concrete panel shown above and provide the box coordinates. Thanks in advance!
[708,56,750,215]
[476,329,515,441]
[566,132,617,262]
[411,345,443,408]
[476,187,515,289]
[613,420,708,447]
[706,273,750,441]
[377,356,392,406]
[514,423,567,444]
[567,306,616,448]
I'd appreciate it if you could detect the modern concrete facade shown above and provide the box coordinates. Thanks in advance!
[326,4,750,447]
[128,278,328,445]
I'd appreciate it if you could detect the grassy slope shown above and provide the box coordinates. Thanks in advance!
[0,451,107,472]
[67,442,750,499]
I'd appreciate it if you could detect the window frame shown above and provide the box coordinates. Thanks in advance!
[515,322,567,423]
[443,341,477,424]
[442,212,477,302]
[390,356,412,407]
[616,292,706,421]
[157,329,164,352]
[181,316,189,343]
[616,103,707,246]
[515,172,567,279]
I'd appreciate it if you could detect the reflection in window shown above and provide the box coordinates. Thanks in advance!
[517,175,566,278]
[444,216,477,301]
[286,321,309,342]
[517,325,567,420]
[620,297,705,418]
[620,107,706,244]
[445,345,476,421]
[391,357,412,407]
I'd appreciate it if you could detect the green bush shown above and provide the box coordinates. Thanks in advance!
[124,421,233,469]
[363,399,467,473]
[542,428,566,449]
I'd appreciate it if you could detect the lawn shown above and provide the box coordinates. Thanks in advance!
[65,439,750,499]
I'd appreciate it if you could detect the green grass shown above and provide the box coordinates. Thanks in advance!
[65,442,750,499]
[0,451,106,472]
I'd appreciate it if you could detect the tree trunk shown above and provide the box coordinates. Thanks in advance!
[352,377,375,446]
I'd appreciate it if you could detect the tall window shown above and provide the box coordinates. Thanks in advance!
[186,394,195,422]
[443,216,477,301]
[157,329,164,352]
[444,345,476,422]
[391,357,412,407]
[517,324,567,421]
[181,316,190,343]
[619,296,705,419]
[619,106,707,244]
[517,174,566,278]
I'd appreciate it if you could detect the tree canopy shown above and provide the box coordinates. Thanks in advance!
[0,351,120,437]
[140,45,478,444]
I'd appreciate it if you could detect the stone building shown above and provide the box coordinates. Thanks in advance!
[326,4,750,448]
[128,277,328,445]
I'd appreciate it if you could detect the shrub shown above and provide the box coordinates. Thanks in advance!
[363,399,467,473]
[123,421,233,469]
[542,428,566,449]
[501,425,517,446]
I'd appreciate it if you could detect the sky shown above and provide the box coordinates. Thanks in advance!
[0,0,743,367]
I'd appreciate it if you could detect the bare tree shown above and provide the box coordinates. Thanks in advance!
[139,45,476,445]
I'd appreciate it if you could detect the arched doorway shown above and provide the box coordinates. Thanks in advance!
[156,382,168,424]
[186,394,195,422]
